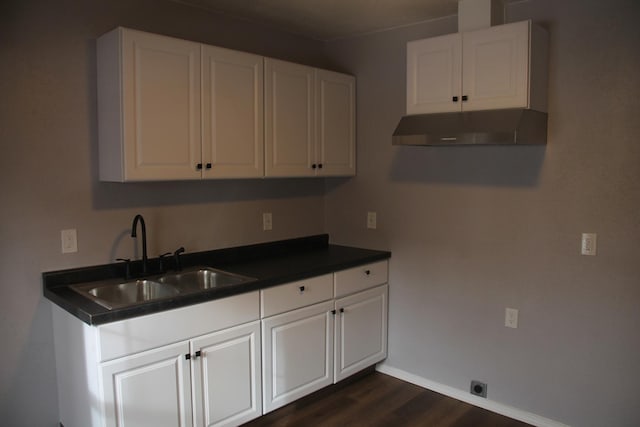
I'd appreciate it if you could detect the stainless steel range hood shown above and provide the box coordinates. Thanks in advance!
[392,108,548,146]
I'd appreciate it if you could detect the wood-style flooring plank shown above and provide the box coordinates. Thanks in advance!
[244,371,532,427]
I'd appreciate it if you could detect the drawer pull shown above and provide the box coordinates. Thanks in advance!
[299,286,305,293]
[365,270,371,276]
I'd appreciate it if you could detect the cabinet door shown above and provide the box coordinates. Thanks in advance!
[262,300,334,413]
[100,341,192,427]
[264,58,315,177]
[120,28,202,180]
[407,33,462,114]
[335,284,388,383]
[202,46,264,178]
[316,69,356,176]
[462,20,530,111]
[191,321,262,427]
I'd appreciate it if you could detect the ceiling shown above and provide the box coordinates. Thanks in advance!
[172,0,464,41]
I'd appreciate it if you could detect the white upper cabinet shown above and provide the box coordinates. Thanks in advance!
[265,58,356,177]
[316,69,356,176]
[98,28,356,181]
[98,28,202,181]
[264,58,316,177]
[407,32,462,114]
[98,28,264,181]
[407,20,548,114]
[202,46,264,179]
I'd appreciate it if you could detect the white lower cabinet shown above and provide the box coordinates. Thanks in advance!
[101,321,262,427]
[261,261,389,414]
[100,341,194,427]
[334,284,388,382]
[262,300,335,413]
[53,262,388,427]
[52,292,261,427]
[191,321,262,427]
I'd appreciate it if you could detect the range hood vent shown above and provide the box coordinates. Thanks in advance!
[392,108,547,146]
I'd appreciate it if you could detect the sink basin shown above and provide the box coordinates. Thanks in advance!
[159,267,254,291]
[71,280,180,310]
[70,267,255,310]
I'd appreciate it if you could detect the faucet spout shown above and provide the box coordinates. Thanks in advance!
[131,214,148,275]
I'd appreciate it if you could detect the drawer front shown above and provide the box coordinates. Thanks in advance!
[261,274,333,318]
[334,260,388,298]
[97,291,260,362]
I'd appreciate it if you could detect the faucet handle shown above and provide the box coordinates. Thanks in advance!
[116,258,131,280]
[173,247,185,271]
[158,252,172,273]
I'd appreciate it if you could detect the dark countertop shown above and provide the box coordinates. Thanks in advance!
[43,234,391,325]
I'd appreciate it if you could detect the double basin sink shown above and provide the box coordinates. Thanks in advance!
[71,267,255,310]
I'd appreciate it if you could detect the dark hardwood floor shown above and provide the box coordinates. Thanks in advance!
[244,371,532,427]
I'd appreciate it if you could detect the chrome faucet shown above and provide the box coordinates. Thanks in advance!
[131,214,148,275]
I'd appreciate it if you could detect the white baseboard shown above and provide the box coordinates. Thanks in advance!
[375,363,570,427]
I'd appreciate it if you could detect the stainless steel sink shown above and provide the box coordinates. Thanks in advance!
[70,267,255,310]
[71,280,180,310]
[158,267,254,291]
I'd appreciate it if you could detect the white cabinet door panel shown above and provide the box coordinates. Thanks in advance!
[262,300,334,413]
[407,33,462,114]
[121,29,202,180]
[100,341,192,427]
[316,69,356,176]
[462,20,530,111]
[335,285,388,382]
[191,320,262,427]
[264,59,315,177]
[202,46,264,178]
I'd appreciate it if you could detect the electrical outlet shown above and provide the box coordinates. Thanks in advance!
[61,229,78,253]
[505,307,518,329]
[262,212,273,231]
[581,233,597,256]
[367,212,377,229]
[470,380,487,398]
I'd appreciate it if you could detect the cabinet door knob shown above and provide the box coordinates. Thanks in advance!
[340,307,345,313]
[311,164,317,169]
[196,163,203,170]
[318,163,323,169]
[299,286,305,293]
[365,270,371,276]
[205,163,212,169]
[462,95,468,101]
[452,96,459,102]
[331,309,337,315]
[185,353,191,360]
[195,350,202,358]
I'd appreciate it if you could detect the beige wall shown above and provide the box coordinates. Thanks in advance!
[0,0,329,425]
[325,1,640,426]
